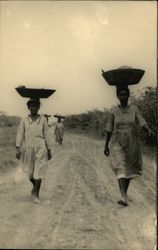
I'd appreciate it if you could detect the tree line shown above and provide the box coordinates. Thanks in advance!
[0,86,156,146]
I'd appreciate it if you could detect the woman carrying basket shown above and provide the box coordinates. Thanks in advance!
[102,67,154,206]
[15,87,55,203]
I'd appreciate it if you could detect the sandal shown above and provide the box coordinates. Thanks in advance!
[117,200,128,206]
[34,197,40,204]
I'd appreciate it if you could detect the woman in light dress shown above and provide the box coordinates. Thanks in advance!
[54,117,64,145]
[16,98,51,203]
[103,67,154,206]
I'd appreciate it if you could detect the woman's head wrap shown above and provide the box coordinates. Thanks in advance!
[27,98,40,107]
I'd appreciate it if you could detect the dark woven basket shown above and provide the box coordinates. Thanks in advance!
[102,68,145,85]
[15,87,56,98]
[54,115,65,119]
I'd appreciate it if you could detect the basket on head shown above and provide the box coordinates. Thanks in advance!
[44,114,51,118]
[101,66,145,86]
[54,114,65,119]
[15,86,56,99]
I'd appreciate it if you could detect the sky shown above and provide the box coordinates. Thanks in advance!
[0,1,157,118]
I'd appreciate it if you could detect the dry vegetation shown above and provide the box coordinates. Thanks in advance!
[64,87,157,145]
[0,122,19,172]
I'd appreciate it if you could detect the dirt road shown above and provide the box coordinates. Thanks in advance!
[0,131,156,249]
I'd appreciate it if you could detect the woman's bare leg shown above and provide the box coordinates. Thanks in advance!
[34,179,42,197]
[32,179,42,203]
[30,177,35,195]
[118,178,128,205]
[125,178,131,194]
[125,178,133,201]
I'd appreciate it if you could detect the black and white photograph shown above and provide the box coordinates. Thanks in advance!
[0,0,157,249]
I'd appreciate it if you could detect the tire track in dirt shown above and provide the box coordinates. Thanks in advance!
[37,136,117,248]
[43,155,83,248]
[0,132,156,249]
[44,134,156,249]
[71,137,155,249]
[58,134,156,249]
[74,157,127,247]
[0,144,75,249]
[42,153,116,249]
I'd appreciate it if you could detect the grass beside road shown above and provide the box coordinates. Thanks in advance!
[0,126,18,172]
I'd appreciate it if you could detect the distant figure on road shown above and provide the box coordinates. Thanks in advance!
[54,115,65,145]
[44,114,51,127]
[15,87,55,204]
[102,66,154,206]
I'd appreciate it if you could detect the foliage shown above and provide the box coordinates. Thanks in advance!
[130,86,157,145]
[0,126,18,171]
[0,114,20,127]
[64,108,108,138]
[0,114,20,171]
[0,126,17,147]
[64,87,157,145]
